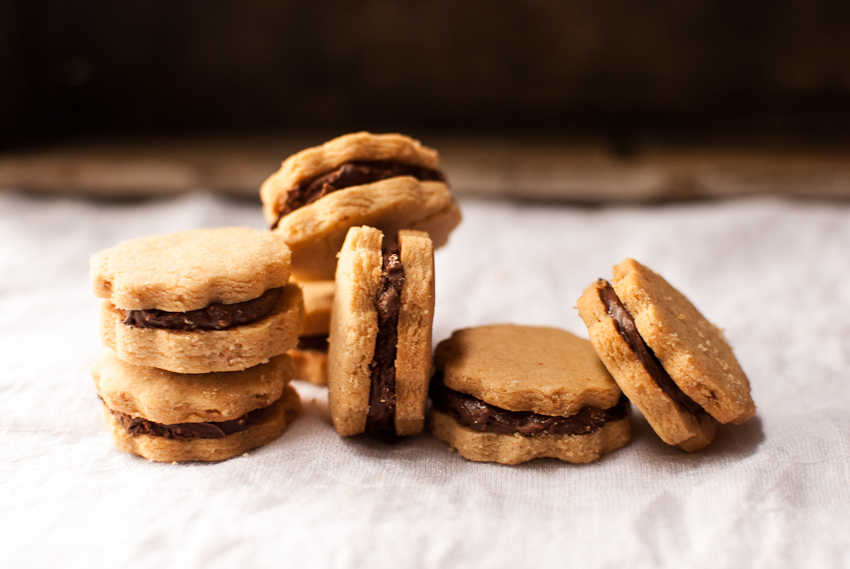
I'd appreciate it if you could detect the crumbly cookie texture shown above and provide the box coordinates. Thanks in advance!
[294,279,335,337]
[611,258,755,425]
[288,347,328,386]
[435,324,622,417]
[92,350,293,424]
[260,132,440,224]
[104,384,301,462]
[429,409,630,465]
[90,227,292,311]
[576,282,716,449]
[100,284,303,374]
[393,230,435,437]
[275,177,460,281]
[327,226,383,436]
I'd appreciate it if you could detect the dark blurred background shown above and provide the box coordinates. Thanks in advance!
[2,0,850,199]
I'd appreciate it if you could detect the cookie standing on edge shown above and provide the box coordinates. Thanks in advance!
[429,324,631,465]
[260,132,462,281]
[327,226,435,439]
[91,227,304,374]
[288,280,335,386]
[576,258,755,452]
[91,351,301,462]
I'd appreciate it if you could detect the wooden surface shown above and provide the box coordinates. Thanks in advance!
[2,135,849,202]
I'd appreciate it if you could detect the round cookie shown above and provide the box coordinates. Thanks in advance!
[91,351,299,462]
[260,132,440,224]
[327,226,435,438]
[576,258,755,452]
[430,409,631,465]
[103,385,301,462]
[100,283,304,374]
[91,351,293,423]
[429,324,630,465]
[91,227,291,311]
[261,132,461,281]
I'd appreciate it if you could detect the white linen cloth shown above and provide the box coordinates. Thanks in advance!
[0,190,847,568]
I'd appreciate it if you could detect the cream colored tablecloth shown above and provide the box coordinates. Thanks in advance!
[0,190,847,568]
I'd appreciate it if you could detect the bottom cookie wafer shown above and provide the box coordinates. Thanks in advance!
[104,384,301,462]
[429,408,630,465]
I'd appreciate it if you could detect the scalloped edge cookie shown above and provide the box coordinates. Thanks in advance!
[327,227,435,437]
[260,132,440,224]
[92,350,293,424]
[100,283,304,374]
[429,409,630,465]
[91,227,291,311]
[104,384,301,462]
[275,177,460,281]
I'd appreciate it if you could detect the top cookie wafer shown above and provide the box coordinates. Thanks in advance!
[576,258,755,450]
[435,324,622,417]
[610,259,754,423]
[260,132,440,225]
[90,227,292,311]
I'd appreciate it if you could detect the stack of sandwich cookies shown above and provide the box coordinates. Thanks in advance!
[92,352,300,462]
[288,280,335,385]
[261,132,461,281]
[327,226,435,439]
[92,228,303,374]
[576,258,755,452]
[429,324,631,465]
[89,227,305,461]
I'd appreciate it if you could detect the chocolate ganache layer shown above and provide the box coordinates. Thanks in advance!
[596,280,705,416]
[365,239,405,440]
[123,287,283,331]
[110,405,265,440]
[430,374,629,436]
[272,161,446,228]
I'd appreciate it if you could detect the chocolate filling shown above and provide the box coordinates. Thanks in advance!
[596,280,705,416]
[365,239,404,441]
[430,374,630,436]
[296,334,329,352]
[110,405,265,440]
[123,287,283,331]
[272,161,446,229]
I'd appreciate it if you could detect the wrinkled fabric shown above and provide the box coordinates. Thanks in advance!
[0,190,847,569]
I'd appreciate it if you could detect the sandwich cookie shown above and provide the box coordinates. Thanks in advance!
[576,258,755,452]
[288,280,335,385]
[327,226,435,439]
[91,227,304,374]
[91,351,300,462]
[429,324,630,465]
[260,132,461,281]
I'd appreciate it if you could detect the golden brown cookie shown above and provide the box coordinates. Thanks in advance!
[91,227,291,312]
[91,350,299,462]
[576,258,755,452]
[327,226,435,438]
[261,132,461,281]
[429,324,630,465]
[100,284,303,374]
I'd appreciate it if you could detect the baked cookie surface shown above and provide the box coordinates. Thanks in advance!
[91,350,293,424]
[260,132,440,224]
[103,384,301,462]
[327,226,435,438]
[435,324,622,416]
[429,324,629,464]
[100,283,303,373]
[261,132,460,281]
[576,258,755,451]
[91,227,291,311]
